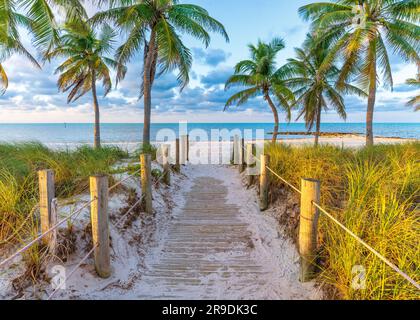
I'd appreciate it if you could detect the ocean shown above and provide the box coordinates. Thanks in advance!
[0,123,418,147]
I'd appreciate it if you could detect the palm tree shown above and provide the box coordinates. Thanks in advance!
[299,1,420,146]
[281,34,367,146]
[45,20,126,148]
[406,76,420,111]
[92,0,229,147]
[225,38,294,144]
[0,0,85,94]
[22,0,87,53]
[0,1,40,93]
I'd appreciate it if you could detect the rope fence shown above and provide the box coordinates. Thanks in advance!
[0,159,166,290]
[3,136,417,297]
[238,140,419,290]
[47,244,98,300]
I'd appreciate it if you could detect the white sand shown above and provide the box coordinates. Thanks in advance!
[42,135,416,154]
[48,165,320,300]
[1,161,321,300]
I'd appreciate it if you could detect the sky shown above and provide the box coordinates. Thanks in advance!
[0,0,419,124]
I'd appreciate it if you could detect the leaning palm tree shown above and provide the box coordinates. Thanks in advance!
[225,38,294,143]
[281,34,367,146]
[299,1,420,146]
[406,77,420,111]
[46,20,126,148]
[91,0,229,147]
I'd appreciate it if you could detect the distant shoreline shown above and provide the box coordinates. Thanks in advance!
[1,123,419,144]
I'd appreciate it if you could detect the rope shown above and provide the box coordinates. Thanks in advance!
[265,166,302,195]
[116,170,167,227]
[239,144,302,194]
[108,169,141,192]
[0,168,144,268]
[238,142,419,290]
[0,198,96,268]
[46,244,98,300]
[115,196,144,227]
[312,202,420,290]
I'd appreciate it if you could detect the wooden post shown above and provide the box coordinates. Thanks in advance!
[187,134,190,162]
[175,138,180,172]
[259,154,270,211]
[90,175,111,278]
[230,137,235,165]
[239,138,245,173]
[162,144,171,186]
[299,178,321,282]
[180,135,188,165]
[245,143,256,186]
[140,154,153,214]
[38,170,55,245]
[233,135,240,165]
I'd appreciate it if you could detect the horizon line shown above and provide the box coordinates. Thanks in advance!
[0,122,419,125]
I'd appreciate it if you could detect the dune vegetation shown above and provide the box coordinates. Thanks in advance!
[0,143,128,248]
[265,142,420,300]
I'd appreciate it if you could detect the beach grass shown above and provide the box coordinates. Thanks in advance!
[0,142,128,259]
[265,142,420,300]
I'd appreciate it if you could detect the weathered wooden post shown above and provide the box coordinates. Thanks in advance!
[140,154,153,214]
[259,154,270,211]
[175,138,180,172]
[187,134,190,162]
[239,138,245,173]
[162,144,171,186]
[90,175,111,278]
[180,135,188,165]
[230,137,235,165]
[299,178,321,282]
[245,143,256,186]
[38,170,56,245]
[233,135,240,165]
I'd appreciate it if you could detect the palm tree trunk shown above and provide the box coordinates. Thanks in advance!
[265,93,279,144]
[366,51,377,147]
[314,101,322,147]
[143,31,157,147]
[91,70,101,149]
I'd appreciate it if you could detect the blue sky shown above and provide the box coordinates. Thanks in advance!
[0,0,419,123]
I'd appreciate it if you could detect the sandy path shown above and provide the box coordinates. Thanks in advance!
[23,164,320,300]
[118,165,320,300]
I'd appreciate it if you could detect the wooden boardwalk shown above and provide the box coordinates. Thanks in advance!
[137,175,272,299]
[45,165,317,300]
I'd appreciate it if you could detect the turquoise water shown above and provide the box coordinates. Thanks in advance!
[0,123,418,145]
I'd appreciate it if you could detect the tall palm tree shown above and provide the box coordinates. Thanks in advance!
[225,38,294,144]
[46,20,126,148]
[406,76,420,111]
[299,1,420,146]
[0,0,85,94]
[92,0,229,147]
[281,34,367,146]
